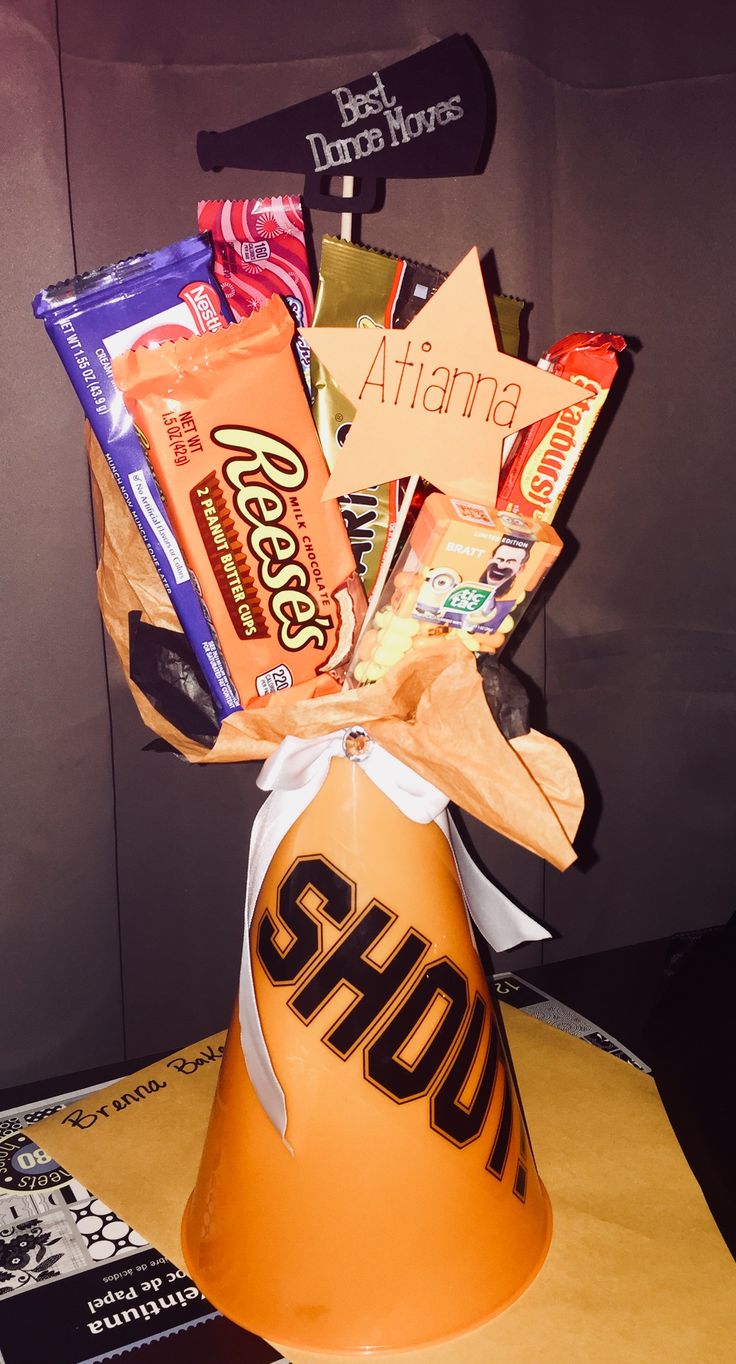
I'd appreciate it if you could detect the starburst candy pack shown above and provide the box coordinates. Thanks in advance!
[497,332,625,522]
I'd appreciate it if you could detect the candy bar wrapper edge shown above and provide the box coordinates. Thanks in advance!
[86,424,583,870]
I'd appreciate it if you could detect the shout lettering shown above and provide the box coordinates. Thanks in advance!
[431,995,500,1146]
[257,854,528,1194]
[365,958,469,1101]
[290,901,429,1059]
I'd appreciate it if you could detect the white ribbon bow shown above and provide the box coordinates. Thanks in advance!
[239,729,550,1143]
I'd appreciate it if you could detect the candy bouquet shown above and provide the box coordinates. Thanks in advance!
[33,194,624,1352]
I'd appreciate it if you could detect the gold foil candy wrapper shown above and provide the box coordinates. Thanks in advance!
[493,293,524,358]
[311,237,404,593]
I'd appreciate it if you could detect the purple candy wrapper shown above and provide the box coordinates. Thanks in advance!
[33,235,242,722]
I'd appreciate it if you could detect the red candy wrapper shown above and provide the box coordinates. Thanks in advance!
[497,333,626,523]
[198,196,313,325]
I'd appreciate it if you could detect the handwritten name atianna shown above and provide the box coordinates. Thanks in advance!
[358,337,523,429]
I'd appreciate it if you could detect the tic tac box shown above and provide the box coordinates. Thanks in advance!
[351,493,562,683]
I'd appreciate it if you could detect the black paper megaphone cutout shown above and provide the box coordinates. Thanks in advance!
[197,35,494,213]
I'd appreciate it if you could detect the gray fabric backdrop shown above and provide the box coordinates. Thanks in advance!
[2,0,734,1088]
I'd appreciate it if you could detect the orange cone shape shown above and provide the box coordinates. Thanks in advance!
[182,756,551,1353]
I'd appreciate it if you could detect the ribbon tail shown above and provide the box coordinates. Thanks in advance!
[238,783,319,1148]
[444,814,552,952]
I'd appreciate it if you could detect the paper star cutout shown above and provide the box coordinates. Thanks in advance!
[302,247,590,504]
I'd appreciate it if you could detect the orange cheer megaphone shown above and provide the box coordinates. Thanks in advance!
[182,753,551,1353]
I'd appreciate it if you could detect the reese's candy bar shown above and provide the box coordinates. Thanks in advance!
[113,297,364,706]
[32,235,241,722]
[497,332,625,522]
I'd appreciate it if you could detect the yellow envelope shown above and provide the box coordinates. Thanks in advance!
[29,1009,736,1364]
